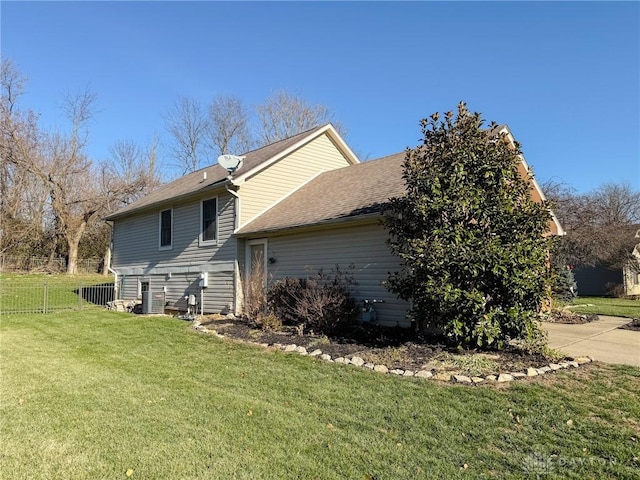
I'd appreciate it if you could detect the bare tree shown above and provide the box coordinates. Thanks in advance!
[0,60,50,257]
[103,137,162,210]
[2,61,163,273]
[164,96,209,174]
[207,94,253,156]
[544,180,640,269]
[255,90,344,146]
[591,183,640,226]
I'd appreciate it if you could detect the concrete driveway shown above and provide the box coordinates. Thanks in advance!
[544,316,640,367]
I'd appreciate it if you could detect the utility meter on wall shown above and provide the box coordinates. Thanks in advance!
[199,272,208,288]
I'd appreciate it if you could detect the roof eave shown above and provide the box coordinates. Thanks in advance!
[496,125,566,236]
[236,211,381,238]
[233,124,359,184]
[104,177,231,221]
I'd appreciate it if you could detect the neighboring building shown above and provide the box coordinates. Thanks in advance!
[573,265,623,296]
[623,230,640,297]
[106,123,563,327]
[573,228,640,298]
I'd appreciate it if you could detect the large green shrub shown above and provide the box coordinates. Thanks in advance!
[383,103,554,349]
[266,266,357,335]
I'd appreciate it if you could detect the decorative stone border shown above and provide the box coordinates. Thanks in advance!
[192,320,593,384]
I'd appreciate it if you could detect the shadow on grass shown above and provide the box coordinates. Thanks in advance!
[74,283,115,306]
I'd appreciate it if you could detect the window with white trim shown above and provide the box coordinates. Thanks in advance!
[200,197,218,245]
[159,209,173,249]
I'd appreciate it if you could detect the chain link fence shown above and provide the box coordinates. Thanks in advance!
[0,255,103,274]
[0,277,115,315]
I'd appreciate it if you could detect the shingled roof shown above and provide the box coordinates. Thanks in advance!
[106,125,328,220]
[237,151,407,235]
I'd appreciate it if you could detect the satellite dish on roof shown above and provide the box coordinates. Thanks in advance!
[217,154,245,173]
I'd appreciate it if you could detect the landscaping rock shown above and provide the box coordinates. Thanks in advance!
[485,375,497,381]
[567,361,579,368]
[390,369,405,375]
[433,372,452,382]
[471,376,485,384]
[373,365,389,374]
[497,373,514,383]
[295,346,308,355]
[536,368,547,375]
[363,363,375,370]
[559,362,569,369]
[526,368,538,377]
[575,357,592,365]
[319,354,332,361]
[309,349,322,357]
[284,344,297,352]
[350,356,365,367]
[540,366,552,373]
[511,372,527,378]
[403,370,415,377]
[415,370,433,379]
[549,363,562,371]
[334,357,346,364]
[453,375,472,384]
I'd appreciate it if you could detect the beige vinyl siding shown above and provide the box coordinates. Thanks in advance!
[239,134,351,226]
[251,222,409,327]
[111,189,237,312]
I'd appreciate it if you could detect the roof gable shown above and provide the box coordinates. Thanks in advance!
[237,152,406,235]
[106,124,352,220]
[238,126,565,236]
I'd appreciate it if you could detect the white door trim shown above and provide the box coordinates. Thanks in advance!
[245,238,268,286]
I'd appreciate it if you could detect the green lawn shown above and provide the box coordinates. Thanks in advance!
[1,312,638,479]
[571,296,640,318]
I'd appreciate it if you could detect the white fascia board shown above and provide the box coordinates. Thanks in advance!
[498,125,566,236]
[324,124,361,165]
[233,124,359,184]
[236,169,326,232]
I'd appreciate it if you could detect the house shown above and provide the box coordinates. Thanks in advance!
[623,229,640,297]
[106,123,563,327]
[573,227,640,297]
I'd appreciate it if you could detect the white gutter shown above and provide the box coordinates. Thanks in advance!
[225,178,241,232]
[225,179,241,316]
[105,220,120,299]
[108,266,119,300]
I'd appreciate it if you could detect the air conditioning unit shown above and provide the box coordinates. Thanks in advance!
[141,290,165,314]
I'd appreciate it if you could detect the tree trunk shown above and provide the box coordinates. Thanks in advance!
[66,223,86,275]
[102,245,111,276]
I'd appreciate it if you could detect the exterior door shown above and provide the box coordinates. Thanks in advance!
[245,239,267,314]
[246,239,267,285]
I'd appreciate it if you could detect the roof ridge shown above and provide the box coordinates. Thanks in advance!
[238,123,330,156]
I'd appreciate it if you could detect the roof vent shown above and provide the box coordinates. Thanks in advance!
[203,171,207,181]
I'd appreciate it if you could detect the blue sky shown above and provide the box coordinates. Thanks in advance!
[2,1,638,193]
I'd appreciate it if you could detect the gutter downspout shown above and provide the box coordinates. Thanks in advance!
[225,177,240,232]
[108,267,119,300]
[105,221,119,300]
[225,178,241,316]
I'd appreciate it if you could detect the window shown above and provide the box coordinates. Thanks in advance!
[138,280,149,299]
[159,209,172,249]
[200,197,218,245]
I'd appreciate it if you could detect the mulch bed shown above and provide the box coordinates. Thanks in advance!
[198,315,555,374]
[619,319,640,332]
[546,309,599,324]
